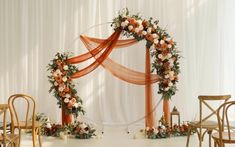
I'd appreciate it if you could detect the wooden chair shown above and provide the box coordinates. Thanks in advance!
[8,94,42,147]
[212,101,235,147]
[186,95,231,147]
[0,104,19,147]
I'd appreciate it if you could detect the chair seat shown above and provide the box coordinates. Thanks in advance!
[212,132,235,143]
[189,120,218,129]
[14,121,41,129]
[0,134,19,142]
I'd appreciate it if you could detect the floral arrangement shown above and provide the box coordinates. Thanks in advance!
[142,123,191,139]
[69,122,96,139]
[31,113,96,139]
[112,8,180,99]
[43,122,96,139]
[47,52,85,116]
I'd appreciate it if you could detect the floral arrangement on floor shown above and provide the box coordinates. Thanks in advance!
[30,113,96,139]
[47,52,85,117]
[142,123,191,139]
[44,122,96,139]
[112,8,180,99]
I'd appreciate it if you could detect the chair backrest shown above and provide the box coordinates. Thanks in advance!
[0,104,9,144]
[216,101,235,144]
[198,95,231,124]
[8,94,36,129]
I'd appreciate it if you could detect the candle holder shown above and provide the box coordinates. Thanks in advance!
[170,106,180,128]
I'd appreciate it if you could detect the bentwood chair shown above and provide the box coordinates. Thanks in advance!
[186,95,231,147]
[0,104,19,147]
[8,94,42,147]
[212,101,235,147]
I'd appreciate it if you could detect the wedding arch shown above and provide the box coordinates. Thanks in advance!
[48,9,180,128]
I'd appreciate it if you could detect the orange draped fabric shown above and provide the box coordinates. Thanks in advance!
[67,30,157,127]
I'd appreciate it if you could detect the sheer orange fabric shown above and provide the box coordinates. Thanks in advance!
[80,35,158,85]
[67,30,157,127]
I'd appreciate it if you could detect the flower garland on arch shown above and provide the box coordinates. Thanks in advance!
[111,8,180,99]
[48,52,85,117]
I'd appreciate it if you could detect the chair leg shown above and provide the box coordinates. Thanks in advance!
[186,128,192,147]
[213,139,216,147]
[38,127,42,147]
[208,130,212,147]
[18,129,21,147]
[32,128,36,147]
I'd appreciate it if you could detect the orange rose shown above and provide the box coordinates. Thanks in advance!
[70,98,77,105]
[64,86,70,92]
[128,18,136,24]
[162,50,169,56]
[145,34,154,42]
[161,43,168,50]
[55,76,63,83]
[142,20,148,27]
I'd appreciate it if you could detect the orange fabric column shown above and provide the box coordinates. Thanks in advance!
[62,107,72,125]
[145,47,154,128]
[163,99,170,125]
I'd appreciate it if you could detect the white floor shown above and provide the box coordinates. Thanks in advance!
[20,127,233,147]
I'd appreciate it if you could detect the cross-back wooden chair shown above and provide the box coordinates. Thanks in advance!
[186,95,231,147]
[0,104,19,147]
[212,101,235,147]
[8,94,42,147]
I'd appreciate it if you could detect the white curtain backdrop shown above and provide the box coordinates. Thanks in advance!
[0,0,235,126]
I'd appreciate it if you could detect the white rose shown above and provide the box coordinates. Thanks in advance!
[54,82,58,86]
[154,39,159,44]
[124,20,129,25]
[137,20,142,25]
[160,40,165,45]
[169,71,174,77]
[59,86,64,92]
[152,33,158,39]
[153,24,157,29]
[147,28,152,33]
[166,38,171,42]
[169,59,174,67]
[74,103,79,108]
[121,22,127,28]
[154,128,158,134]
[65,94,71,98]
[63,65,69,71]
[64,98,70,103]
[138,25,144,31]
[165,75,170,78]
[142,31,147,35]
[167,53,172,59]
[128,25,133,31]
[135,28,140,33]
[55,69,62,75]
[158,54,163,59]
[167,44,172,49]
[164,87,169,91]
[46,123,52,129]
[168,82,173,87]
[62,76,67,82]
[79,123,87,129]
